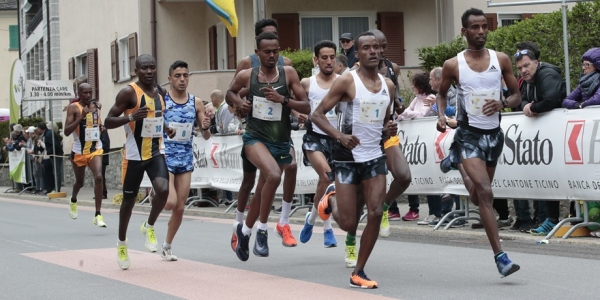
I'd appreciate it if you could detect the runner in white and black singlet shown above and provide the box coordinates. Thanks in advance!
[436,8,522,278]
[313,32,394,289]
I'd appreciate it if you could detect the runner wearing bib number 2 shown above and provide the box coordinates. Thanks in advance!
[436,8,521,278]
[105,54,176,270]
[63,83,106,227]
[313,32,394,289]
[227,32,311,261]
[161,60,211,261]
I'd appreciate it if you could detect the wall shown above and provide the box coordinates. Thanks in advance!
[0,10,19,109]
[266,0,438,67]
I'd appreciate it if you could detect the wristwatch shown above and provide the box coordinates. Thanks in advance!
[501,98,509,109]
[282,97,290,106]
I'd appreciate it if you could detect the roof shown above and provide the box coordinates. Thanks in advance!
[0,0,18,10]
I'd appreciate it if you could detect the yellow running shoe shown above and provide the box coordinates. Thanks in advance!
[345,245,357,268]
[69,201,77,219]
[117,239,130,270]
[92,215,107,228]
[140,222,158,252]
[379,209,390,238]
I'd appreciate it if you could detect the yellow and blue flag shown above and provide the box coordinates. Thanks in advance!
[206,0,238,37]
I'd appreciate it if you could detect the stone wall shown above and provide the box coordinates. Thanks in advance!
[62,149,123,189]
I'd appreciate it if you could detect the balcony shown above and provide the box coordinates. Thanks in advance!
[26,9,43,37]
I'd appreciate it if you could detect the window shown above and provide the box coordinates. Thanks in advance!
[9,25,18,50]
[499,14,522,27]
[118,36,131,81]
[299,13,372,50]
[75,53,87,77]
[208,25,236,70]
[110,33,137,82]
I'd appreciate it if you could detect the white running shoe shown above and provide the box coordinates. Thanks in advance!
[161,247,178,261]
[92,215,107,228]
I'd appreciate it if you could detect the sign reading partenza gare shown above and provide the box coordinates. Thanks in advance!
[24,80,75,101]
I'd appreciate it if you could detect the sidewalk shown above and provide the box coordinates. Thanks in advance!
[3,186,600,247]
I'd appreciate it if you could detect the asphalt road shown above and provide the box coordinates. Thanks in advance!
[1,196,598,300]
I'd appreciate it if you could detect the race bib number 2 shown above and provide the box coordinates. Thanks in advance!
[252,96,282,121]
[358,98,388,124]
[141,117,164,138]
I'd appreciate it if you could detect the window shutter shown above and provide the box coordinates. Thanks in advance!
[68,57,74,80]
[226,32,237,69]
[485,13,498,31]
[377,12,405,66]
[86,48,99,100]
[272,13,300,51]
[110,40,119,82]
[209,26,218,70]
[521,13,536,20]
[128,32,138,77]
[9,25,18,50]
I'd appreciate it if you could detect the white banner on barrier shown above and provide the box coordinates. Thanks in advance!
[8,149,26,184]
[139,108,600,200]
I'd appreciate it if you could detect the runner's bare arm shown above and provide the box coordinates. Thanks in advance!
[104,86,140,129]
[63,104,83,136]
[225,57,252,106]
[226,69,252,115]
[195,97,211,140]
[499,52,521,108]
[312,73,353,141]
[284,66,310,114]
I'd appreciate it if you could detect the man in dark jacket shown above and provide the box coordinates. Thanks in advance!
[515,50,566,116]
[37,122,64,193]
[339,33,357,68]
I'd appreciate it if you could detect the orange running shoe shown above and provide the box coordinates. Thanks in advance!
[350,270,378,289]
[317,183,336,220]
[230,223,238,252]
[276,222,297,247]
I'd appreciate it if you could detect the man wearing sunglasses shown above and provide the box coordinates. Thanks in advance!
[340,33,357,68]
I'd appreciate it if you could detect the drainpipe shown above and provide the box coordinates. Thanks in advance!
[151,0,157,60]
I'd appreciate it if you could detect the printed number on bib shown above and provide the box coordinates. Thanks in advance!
[252,96,282,121]
[85,127,100,141]
[168,122,193,142]
[313,100,337,121]
[358,98,388,124]
[141,117,164,138]
[468,90,499,116]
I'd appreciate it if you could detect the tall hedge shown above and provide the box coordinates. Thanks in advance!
[417,1,600,89]
[281,48,314,80]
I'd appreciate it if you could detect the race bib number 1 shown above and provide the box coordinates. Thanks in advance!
[312,100,337,121]
[252,96,282,121]
[358,98,388,124]
[468,89,499,116]
[168,122,193,142]
[85,127,99,142]
[141,117,164,138]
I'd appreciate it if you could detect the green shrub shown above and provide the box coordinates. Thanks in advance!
[281,48,314,80]
[18,116,46,128]
[417,1,600,89]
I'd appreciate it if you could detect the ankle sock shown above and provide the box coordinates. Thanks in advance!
[95,211,101,217]
[383,203,390,211]
[345,234,356,246]
[163,242,171,249]
[323,218,333,230]
[308,208,319,225]
[235,210,244,223]
[71,197,77,203]
[257,222,268,231]
[279,201,292,225]
[494,251,505,261]
[242,222,252,236]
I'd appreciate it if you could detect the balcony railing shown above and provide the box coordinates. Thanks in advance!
[26,9,43,37]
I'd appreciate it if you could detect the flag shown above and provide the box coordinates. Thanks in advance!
[9,59,25,124]
[206,0,238,37]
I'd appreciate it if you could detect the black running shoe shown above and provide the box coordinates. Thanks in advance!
[253,229,269,257]
[235,222,250,261]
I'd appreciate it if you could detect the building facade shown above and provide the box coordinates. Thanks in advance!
[0,0,18,110]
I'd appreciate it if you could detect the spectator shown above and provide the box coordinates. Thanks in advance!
[396,72,435,121]
[33,127,47,194]
[339,33,357,68]
[429,67,457,117]
[334,54,349,75]
[36,122,64,193]
[204,103,217,134]
[225,104,243,134]
[100,125,110,199]
[211,89,236,134]
[515,49,567,235]
[562,47,600,109]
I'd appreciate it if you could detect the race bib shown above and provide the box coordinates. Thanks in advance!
[358,98,388,124]
[468,89,500,116]
[168,122,193,142]
[312,100,337,121]
[252,96,282,121]
[85,127,100,142]
[141,117,164,138]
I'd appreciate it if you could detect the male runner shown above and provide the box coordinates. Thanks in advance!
[368,29,412,238]
[227,18,299,249]
[228,32,310,261]
[161,60,211,261]
[315,32,394,288]
[436,8,521,277]
[105,54,175,270]
[298,40,339,247]
[63,83,106,227]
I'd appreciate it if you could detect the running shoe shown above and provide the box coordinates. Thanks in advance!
[440,155,457,173]
[402,210,419,221]
[417,215,436,225]
[388,210,401,221]
[299,212,314,243]
[117,240,130,270]
[495,252,520,278]
[317,183,336,220]
[530,218,557,236]
[253,229,269,257]
[161,246,178,261]
[380,210,390,238]
[350,270,378,289]
[345,245,357,268]
[140,221,158,252]
[92,215,107,228]
[234,221,250,261]
[323,229,337,248]
[276,222,297,247]
[497,217,513,230]
[69,201,78,219]
[231,223,238,252]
